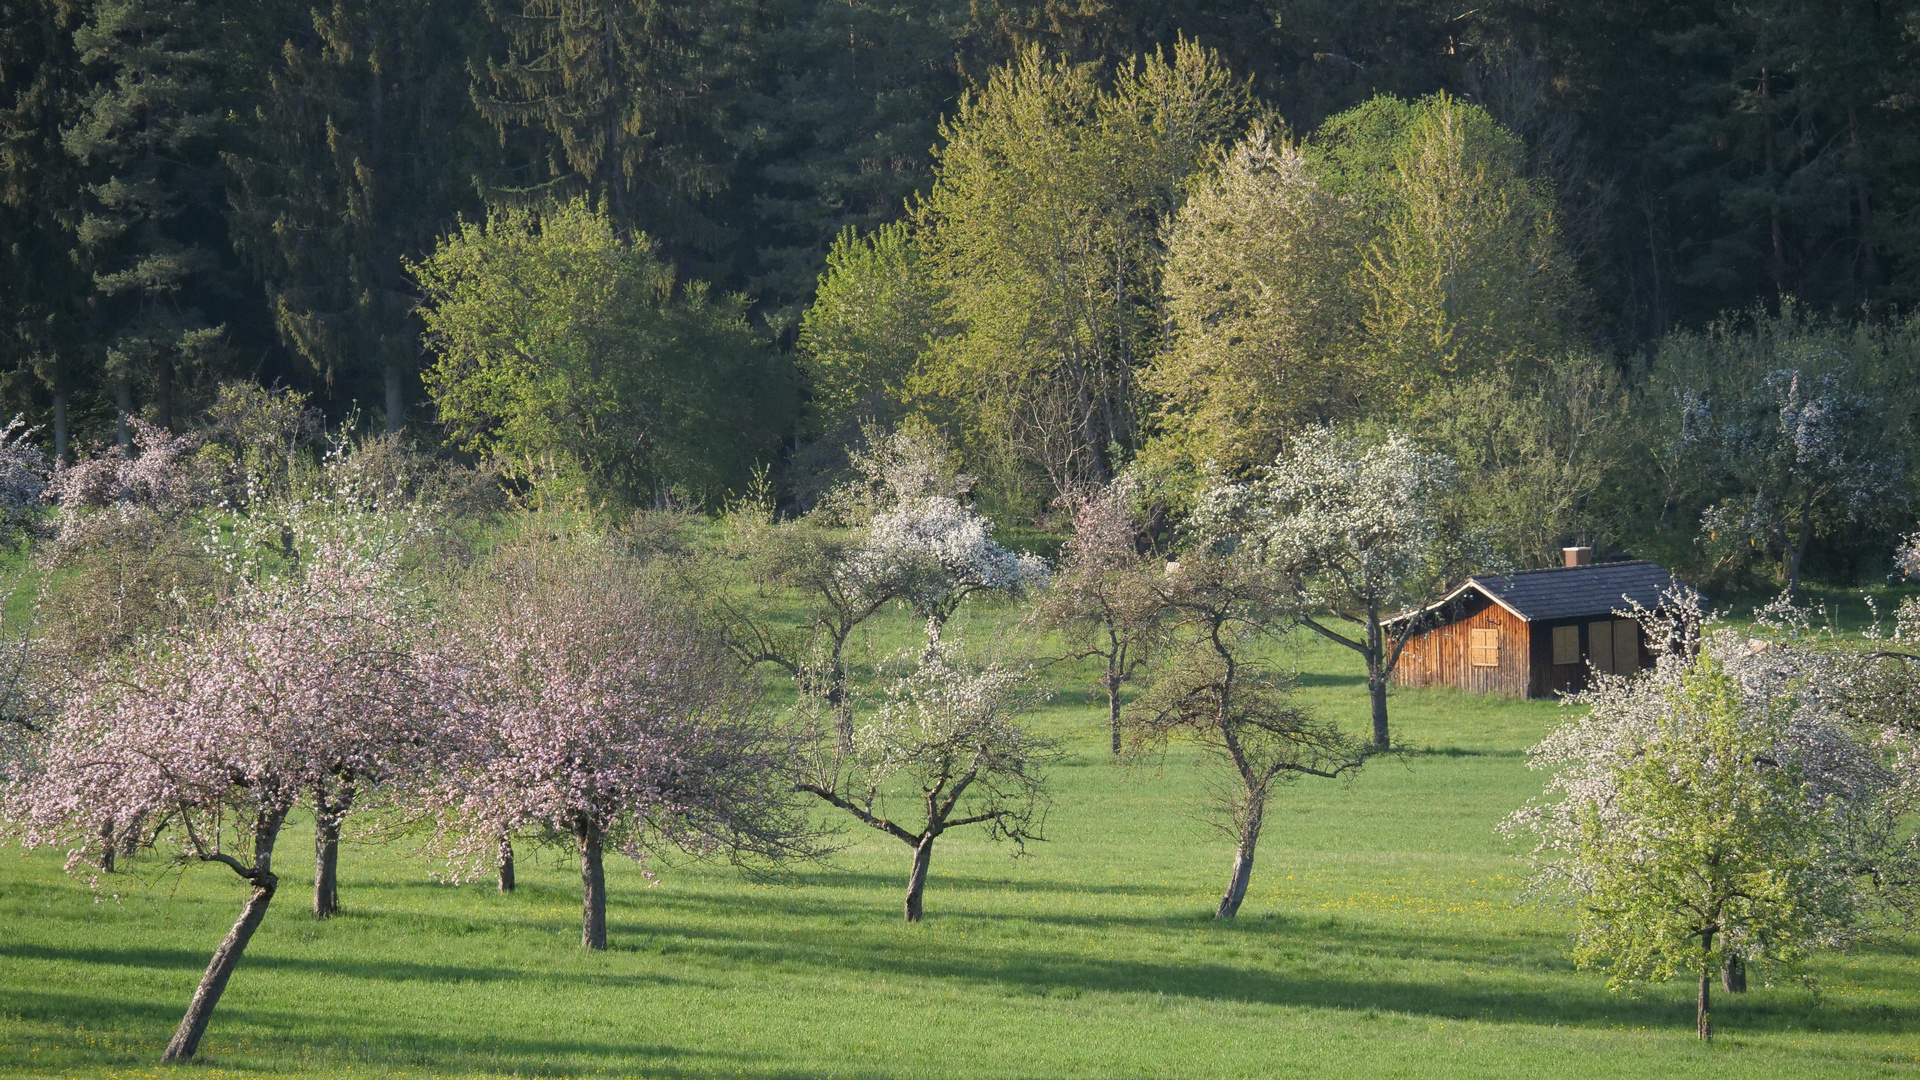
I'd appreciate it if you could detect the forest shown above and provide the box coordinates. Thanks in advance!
[4,1,1920,1077]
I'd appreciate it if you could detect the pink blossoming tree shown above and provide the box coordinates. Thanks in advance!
[427,533,816,949]
[4,548,432,1063]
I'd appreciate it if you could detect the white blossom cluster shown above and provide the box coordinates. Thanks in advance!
[0,416,48,543]
[830,425,1048,625]
[1190,425,1453,611]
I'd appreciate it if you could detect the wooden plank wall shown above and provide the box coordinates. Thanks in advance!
[1392,595,1531,698]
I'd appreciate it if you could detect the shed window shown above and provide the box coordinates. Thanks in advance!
[1551,625,1579,666]
[1469,628,1500,667]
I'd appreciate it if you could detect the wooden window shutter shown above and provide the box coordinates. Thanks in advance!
[1469,627,1499,667]
[1612,620,1639,673]
[1551,625,1579,666]
[1588,620,1614,674]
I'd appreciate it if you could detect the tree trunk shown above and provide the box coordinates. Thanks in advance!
[313,818,340,919]
[1697,964,1712,1042]
[497,836,515,893]
[98,817,116,874]
[1367,667,1390,751]
[1721,952,1746,993]
[579,825,607,949]
[115,379,133,451]
[312,784,353,918]
[1215,809,1262,920]
[51,392,67,464]
[1786,489,1816,598]
[903,836,935,923]
[383,360,405,434]
[162,875,278,1061]
[1366,609,1390,750]
[1106,671,1123,756]
[163,811,284,1063]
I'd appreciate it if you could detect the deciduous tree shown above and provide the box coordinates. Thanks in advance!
[799,637,1054,922]
[1196,425,1458,750]
[5,548,433,1062]
[428,531,814,950]
[1128,550,1367,918]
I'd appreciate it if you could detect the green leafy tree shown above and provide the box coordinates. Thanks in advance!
[1509,650,1881,1041]
[1311,92,1580,405]
[1147,124,1362,485]
[412,197,791,505]
[915,39,1249,500]
[226,0,486,432]
[795,222,939,449]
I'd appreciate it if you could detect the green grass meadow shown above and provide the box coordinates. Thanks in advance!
[3,605,1918,1079]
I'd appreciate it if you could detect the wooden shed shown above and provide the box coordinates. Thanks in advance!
[1387,551,1694,699]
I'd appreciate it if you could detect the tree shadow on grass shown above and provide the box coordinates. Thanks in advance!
[0,942,697,990]
[593,896,1913,1038]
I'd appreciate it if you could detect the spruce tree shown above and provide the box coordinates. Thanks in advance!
[226,0,486,432]
[64,0,232,434]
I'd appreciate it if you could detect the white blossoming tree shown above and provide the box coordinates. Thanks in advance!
[1684,368,1905,595]
[1196,426,1457,749]
[713,426,1045,747]
[798,638,1055,922]
[1505,597,1910,1041]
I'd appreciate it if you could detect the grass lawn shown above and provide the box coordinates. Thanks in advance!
[2,604,1917,1079]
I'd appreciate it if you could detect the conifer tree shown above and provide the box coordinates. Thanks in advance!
[474,0,743,254]
[63,0,234,434]
[227,0,484,432]
[0,0,93,457]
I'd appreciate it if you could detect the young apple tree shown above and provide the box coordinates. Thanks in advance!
[429,532,815,950]
[1027,475,1163,754]
[4,549,432,1062]
[1129,551,1368,918]
[1199,425,1457,749]
[799,637,1055,922]
[1505,612,1899,1041]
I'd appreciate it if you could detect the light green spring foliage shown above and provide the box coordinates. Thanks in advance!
[1414,351,1633,568]
[1546,660,1862,993]
[1313,93,1579,400]
[1144,93,1580,500]
[1149,125,1362,483]
[411,197,791,507]
[915,39,1250,502]
[797,222,939,442]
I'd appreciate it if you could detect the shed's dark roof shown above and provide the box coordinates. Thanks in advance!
[1391,560,1696,626]
[1466,561,1691,622]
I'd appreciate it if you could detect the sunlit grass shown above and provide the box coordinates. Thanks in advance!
[3,601,1918,1078]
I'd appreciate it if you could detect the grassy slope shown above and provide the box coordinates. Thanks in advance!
[2,603,1918,1079]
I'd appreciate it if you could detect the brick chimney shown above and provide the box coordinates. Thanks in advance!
[1564,546,1593,567]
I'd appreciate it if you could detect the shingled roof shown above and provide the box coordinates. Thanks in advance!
[1392,560,1696,625]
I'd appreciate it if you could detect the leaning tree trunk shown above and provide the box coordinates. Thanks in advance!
[1215,806,1264,920]
[903,836,936,923]
[163,812,285,1063]
[579,824,607,950]
[497,836,515,893]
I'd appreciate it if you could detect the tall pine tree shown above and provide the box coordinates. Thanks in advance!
[227,0,486,431]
